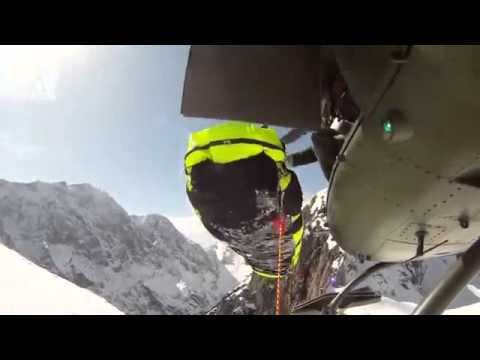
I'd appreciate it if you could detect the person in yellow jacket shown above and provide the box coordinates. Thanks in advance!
[184,121,304,283]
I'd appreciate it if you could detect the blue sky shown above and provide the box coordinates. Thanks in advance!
[0,45,327,244]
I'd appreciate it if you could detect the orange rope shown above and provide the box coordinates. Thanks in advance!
[275,218,285,316]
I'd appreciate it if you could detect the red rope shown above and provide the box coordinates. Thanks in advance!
[273,216,286,316]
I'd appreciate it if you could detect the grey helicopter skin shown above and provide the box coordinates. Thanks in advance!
[329,45,480,262]
[181,45,480,314]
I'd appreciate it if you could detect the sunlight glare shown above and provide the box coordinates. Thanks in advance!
[0,45,85,102]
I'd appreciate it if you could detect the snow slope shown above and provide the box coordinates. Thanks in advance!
[345,296,480,315]
[211,242,251,283]
[0,243,122,315]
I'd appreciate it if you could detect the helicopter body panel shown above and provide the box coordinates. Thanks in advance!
[181,45,335,130]
[329,45,480,261]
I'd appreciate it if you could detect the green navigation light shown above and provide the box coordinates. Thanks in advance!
[383,120,393,134]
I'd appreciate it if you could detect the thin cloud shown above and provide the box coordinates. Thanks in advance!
[168,215,217,249]
[0,132,43,160]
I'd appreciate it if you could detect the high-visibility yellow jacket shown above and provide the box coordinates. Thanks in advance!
[185,121,304,278]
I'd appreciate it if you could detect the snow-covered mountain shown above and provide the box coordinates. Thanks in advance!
[210,242,251,283]
[0,179,237,315]
[0,243,122,315]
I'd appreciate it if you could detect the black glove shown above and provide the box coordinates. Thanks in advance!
[286,148,318,168]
